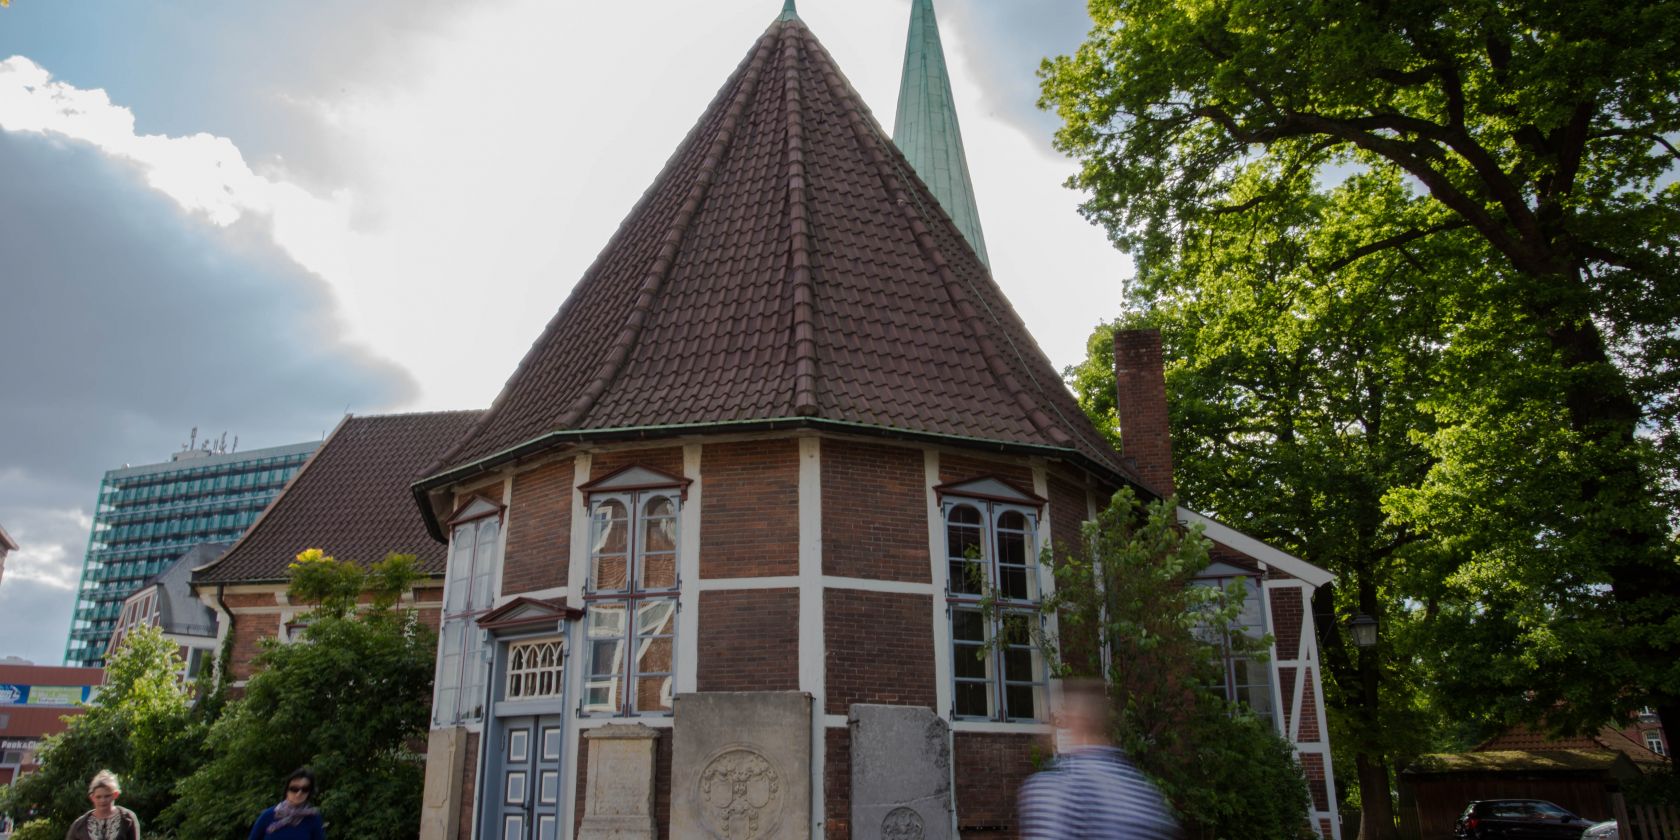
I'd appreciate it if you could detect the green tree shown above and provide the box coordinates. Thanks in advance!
[1043,0,1680,830]
[167,550,435,840]
[0,625,200,835]
[1062,169,1469,836]
[1029,487,1314,839]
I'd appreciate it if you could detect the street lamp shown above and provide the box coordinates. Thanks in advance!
[1349,614,1378,648]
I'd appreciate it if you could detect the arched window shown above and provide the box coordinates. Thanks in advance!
[506,639,565,700]
[577,464,688,717]
[940,482,1047,723]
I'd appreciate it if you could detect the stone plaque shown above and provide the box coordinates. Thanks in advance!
[849,705,952,840]
[578,723,660,839]
[419,726,467,840]
[672,692,811,840]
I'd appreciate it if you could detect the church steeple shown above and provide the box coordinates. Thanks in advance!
[779,0,798,21]
[892,0,990,266]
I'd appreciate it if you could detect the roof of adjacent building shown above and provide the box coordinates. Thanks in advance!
[893,0,989,265]
[1405,749,1635,775]
[103,440,319,481]
[1476,724,1669,767]
[124,543,225,638]
[195,411,483,584]
[0,521,16,552]
[423,11,1133,493]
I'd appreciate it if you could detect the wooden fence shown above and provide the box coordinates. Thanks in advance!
[1614,793,1680,839]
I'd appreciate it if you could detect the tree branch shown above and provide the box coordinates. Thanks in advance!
[1323,221,1472,273]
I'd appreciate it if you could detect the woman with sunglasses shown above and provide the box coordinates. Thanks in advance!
[247,768,325,840]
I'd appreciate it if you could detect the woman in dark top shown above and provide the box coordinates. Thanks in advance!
[247,768,325,840]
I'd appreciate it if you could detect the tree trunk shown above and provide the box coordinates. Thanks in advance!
[1355,752,1400,840]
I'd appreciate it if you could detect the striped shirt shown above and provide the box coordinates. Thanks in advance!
[1018,745,1182,839]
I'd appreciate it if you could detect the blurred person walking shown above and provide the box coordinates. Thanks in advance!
[65,770,140,840]
[1019,680,1182,839]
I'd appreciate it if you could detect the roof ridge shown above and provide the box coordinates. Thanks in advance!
[783,23,819,417]
[555,25,783,431]
[806,35,1073,448]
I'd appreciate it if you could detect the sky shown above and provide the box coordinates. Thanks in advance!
[0,0,1131,665]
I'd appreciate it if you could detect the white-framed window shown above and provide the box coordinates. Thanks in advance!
[579,466,684,717]
[506,639,565,700]
[434,497,503,725]
[1193,571,1274,724]
[941,481,1047,723]
[1647,731,1667,756]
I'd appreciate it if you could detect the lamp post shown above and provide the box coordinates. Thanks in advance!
[1350,613,1378,648]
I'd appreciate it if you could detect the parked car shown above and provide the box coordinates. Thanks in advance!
[1452,799,1599,838]
[1581,820,1618,839]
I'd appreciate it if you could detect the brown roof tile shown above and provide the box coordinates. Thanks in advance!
[426,16,1134,488]
[195,411,482,584]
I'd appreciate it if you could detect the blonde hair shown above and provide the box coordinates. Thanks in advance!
[87,769,121,795]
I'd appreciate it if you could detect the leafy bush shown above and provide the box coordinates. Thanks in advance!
[1033,488,1315,839]
[166,551,435,840]
[0,624,200,834]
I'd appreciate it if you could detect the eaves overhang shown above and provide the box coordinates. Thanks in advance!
[412,416,1155,542]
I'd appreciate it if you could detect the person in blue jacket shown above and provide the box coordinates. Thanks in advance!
[247,768,325,840]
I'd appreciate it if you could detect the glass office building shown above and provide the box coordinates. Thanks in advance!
[64,440,319,667]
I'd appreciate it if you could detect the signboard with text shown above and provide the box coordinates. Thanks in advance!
[0,684,93,706]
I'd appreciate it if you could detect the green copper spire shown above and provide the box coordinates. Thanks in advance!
[779,0,798,21]
[892,0,990,266]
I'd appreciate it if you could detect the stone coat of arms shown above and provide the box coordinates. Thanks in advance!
[697,746,784,840]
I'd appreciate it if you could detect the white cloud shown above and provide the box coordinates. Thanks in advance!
[1,507,89,591]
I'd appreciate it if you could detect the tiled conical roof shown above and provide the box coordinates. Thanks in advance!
[427,13,1130,486]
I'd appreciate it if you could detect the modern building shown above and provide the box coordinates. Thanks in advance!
[105,542,229,683]
[405,3,1339,839]
[193,411,481,684]
[64,439,318,668]
[0,522,16,590]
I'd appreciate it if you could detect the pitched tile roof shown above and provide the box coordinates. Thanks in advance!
[195,411,482,584]
[1476,724,1670,767]
[424,14,1134,490]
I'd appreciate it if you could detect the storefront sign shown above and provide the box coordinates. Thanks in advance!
[2,739,41,751]
[0,684,93,706]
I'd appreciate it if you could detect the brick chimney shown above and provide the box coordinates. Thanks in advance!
[1114,328,1175,498]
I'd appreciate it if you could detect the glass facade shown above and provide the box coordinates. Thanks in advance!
[63,441,318,667]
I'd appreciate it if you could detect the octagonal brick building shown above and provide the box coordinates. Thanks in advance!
[413,3,1340,838]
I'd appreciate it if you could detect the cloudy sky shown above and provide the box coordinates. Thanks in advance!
[0,0,1130,665]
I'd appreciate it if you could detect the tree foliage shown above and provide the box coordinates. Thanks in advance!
[1031,487,1314,839]
[1044,0,1680,776]
[0,625,201,836]
[167,550,434,840]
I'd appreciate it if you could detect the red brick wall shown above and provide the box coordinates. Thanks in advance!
[1301,751,1329,811]
[826,726,851,839]
[1046,474,1087,559]
[574,729,672,839]
[1270,586,1304,659]
[1298,672,1322,741]
[697,588,800,691]
[821,440,929,582]
[227,604,280,682]
[700,440,800,578]
[939,452,1032,488]
[1279,666,1298,736]
[503,459,573,596]
[824,589,935,715]
[953,732,1046,838]
[589,446,684,482]
[1113,329,1175,497]
[458,730,479,840]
